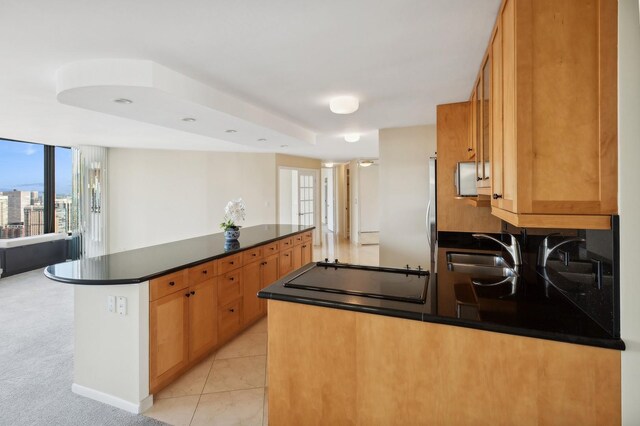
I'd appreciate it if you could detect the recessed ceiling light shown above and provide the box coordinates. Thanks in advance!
[344,133,360,143]
[330,96,359,114]
[225,129,237,133]
[280,144,288,148]
[181,117,196,122]
[257,138,267,142]
[324,162,334,168]
[359,160,374,167]
[114,98,132,104]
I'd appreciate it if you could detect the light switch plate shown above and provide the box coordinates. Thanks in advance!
[107,295,116,313]
[117,296,127,316]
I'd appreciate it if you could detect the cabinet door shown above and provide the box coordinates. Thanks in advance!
[301,243,312,266]
[491,18,504,208]
[242,260,262,324]
[279,248,294,278]
[188,278,218,362]
[479,56,491,189]
[261,253,279,313]
[468,89,477,160]
[150,290,189,392]
[292,243,303,270]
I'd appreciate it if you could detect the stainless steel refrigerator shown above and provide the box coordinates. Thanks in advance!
[427,156,437,273]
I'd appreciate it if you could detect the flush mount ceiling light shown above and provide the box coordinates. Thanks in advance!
[324,162,334,168]
[257,138,267,142]
[329,96,359,114]
[359,160,374,167]
[181,117,196,122]
[225,129,237,133]
[113,98,132,104]
[344,133,360,143]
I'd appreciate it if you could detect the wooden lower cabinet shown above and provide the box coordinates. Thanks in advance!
[150,290,189,393]
[188,278,218,361]
[279,248,294,278]
[243,260,262,324]
[268,300,621,426]
[149,230,311,394]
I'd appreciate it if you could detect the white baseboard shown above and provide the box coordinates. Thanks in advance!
[72,383,154,414]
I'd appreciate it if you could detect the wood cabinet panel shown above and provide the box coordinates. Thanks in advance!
[300,243,312,266]
[279,248,294,278]
[242,247,263,264]
[293,233,304,246]
[150,290,189,393]
[263,241,279,255]
[292,243,303,270]
[188,278,217,361]
[280,237,294,251]
[261,253,279,313]
[218,299,242,341]
[268,300,621,426]
[218,253,242,275]
[188,260,216,286]
[218,269,242,306]
[150,270,188,302]
[242,260,262,325]
[302,231,313,242]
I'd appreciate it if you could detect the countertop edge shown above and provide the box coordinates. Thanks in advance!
[258,289,625,351]
[45,226,314,285]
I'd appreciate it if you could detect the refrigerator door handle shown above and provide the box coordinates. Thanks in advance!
[426,200,431,248]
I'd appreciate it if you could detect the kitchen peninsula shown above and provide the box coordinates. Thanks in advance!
[45,224,314,413]
[259,237,624,425]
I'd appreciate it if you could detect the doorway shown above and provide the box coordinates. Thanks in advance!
[278,167,320,233]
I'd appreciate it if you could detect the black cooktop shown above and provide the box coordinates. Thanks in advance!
[284,262,429,304]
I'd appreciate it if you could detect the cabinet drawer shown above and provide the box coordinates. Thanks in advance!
[302,231,313,242]
[242,247,263,264]
[150,270,188,301]
[188,260,217,285]
[218,270,242,306]
[293,233,304,245]
[218,299,242,340]
[280,237,294,250]
[263,241,279,255]
[218,253,243,275]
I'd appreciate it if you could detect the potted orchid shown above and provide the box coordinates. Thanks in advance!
[220,198,246,241]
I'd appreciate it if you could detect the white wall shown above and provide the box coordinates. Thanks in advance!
[278,168,293,224]
[619,1,640,423]
[358,163,380,244]
[326,168,335,232]
[108,149,276,253]
[349,161,360,245]
[378,125,437,269]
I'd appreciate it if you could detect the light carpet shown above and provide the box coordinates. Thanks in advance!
[0,268,165,426]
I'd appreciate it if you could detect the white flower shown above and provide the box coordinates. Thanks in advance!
[224,198,246,224]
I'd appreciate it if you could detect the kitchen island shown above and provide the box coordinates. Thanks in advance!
[45,224,314,413]
[259,240,623,425]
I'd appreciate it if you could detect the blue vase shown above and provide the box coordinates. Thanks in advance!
[224,229,240,241]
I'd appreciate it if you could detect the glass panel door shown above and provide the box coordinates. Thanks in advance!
[298,172,314,227]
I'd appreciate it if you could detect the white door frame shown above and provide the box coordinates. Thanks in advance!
[277,166,321,244]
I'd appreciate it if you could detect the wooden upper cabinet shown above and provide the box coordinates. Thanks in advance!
[478,56,491,190]
[488,0,617,229]
[468,89,477,160]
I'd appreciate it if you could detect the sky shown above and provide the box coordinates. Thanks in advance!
[0,139,72,196]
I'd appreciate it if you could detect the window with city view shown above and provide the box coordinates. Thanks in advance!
[0,138,72,239]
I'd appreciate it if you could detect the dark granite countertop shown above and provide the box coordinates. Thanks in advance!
[44,224,314,285]
[259,242,624,351]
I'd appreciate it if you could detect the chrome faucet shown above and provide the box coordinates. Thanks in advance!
[537,233,585,268]
[472,232,522,266]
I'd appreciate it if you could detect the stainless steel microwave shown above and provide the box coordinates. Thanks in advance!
[454,162,478,197]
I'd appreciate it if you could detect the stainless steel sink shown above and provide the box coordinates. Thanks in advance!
[446,253,510,267]
[446,252,517,278]
[558,271,613,287]
[546,260,593,274]
[447,262,518,278]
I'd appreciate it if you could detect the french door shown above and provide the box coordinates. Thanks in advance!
[298,172,315,227]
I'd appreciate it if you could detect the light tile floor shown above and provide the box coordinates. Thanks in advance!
[144,231,378,426]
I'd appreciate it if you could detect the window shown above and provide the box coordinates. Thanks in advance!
[0,138,71,239]
[55,146,72,234]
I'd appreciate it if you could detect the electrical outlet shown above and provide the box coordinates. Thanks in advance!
[107,295,116,313]
[117,296,127,316]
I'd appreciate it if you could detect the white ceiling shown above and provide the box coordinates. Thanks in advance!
[0,0,500,161]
